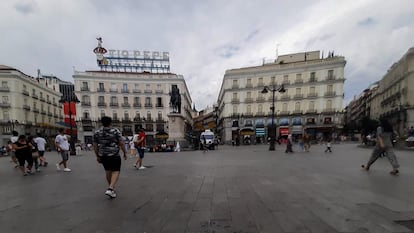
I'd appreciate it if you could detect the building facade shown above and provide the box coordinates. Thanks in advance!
[73,70,193,146]
[217,51,346,144]
[0,65,64,144]
[370,47,414,135]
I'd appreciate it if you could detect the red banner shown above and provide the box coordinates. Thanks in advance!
[63,102,77,126]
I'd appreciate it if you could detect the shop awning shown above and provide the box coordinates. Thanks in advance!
[279,127,290,136]
[240,128,255,136]
[255,128,265,136]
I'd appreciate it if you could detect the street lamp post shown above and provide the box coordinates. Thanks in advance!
[261,84,286,151]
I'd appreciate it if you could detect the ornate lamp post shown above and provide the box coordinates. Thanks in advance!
[261,84,286,151]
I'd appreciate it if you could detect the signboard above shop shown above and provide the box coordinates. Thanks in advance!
[93,37,170,73]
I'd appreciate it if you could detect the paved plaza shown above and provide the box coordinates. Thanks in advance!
[1,143,414,233]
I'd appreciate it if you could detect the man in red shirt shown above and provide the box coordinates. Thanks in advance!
[133,128,146,170]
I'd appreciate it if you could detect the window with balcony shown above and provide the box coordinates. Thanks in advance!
[124,111,129,120]
[233,105,238,114]
[158,111,162,120]
[98,96,104,102]
[310,72,316,82]
[2,96,8,103]
[113,111,118,120]
[246,78,252,88]
[83,111,90,119]
[327,84,333,92]
[147,111,151,120]
[100,110,105,118]
[3,110,9,121]
[258,77,264,86]
[81,82,89,91]
[145,84,151,93]
[110,83,117,92]
[123,97,128,104]
[328,70,334,80]
[247,105,251,114]
[246,92,252,102]
[295,102,301,111]
[82,95,90,103]
[111,96,117,104]
[283,75,289,84]
[156,97,162,107]
[134,84,140,93]
[145,97,152,107]
[122,83,128,93]
[326,100,332,109]
[232,79,238,87]
[309,101,315,110]
[295,74,303,83]
[98,82,105,91]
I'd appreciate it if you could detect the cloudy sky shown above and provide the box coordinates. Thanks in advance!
[1,0,413,109]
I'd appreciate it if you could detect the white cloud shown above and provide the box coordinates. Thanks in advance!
[1,0,413,109]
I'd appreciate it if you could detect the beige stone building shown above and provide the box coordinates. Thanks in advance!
[217,51,346,144]
[0,65,64,144]
[73,71,193,146]
[370,47,414,134]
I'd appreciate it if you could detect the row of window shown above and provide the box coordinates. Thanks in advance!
[82,110,165,123]
[81,82,164,92]
[232,85,336,99]
[21,84,57,103]
[231,100,334,114]
[1,110,60,123]
[231,70,336,87]
[81,96,164,106]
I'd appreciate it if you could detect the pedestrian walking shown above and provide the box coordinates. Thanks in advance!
[12,135,34,176]
[298,136,305,152]
[202,135,208,152]
[10,131,19,167]
[129,140,137,158]
[93,116,127,199]
[55,128,71,172]
[303,133,311,152]
[34,133,48,167]
[28,135,40,172]
[133,128,147,169]
[361,119,400,175]
[285,134,294,153]
[324,139,332,152]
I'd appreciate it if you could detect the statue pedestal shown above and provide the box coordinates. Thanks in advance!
[168,113,186,144]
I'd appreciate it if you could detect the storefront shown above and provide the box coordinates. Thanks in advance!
[255,119,265,144]
[240,128,255,145]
